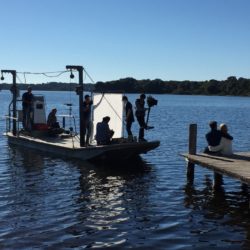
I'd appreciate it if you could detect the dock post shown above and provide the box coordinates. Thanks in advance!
[187,124,197,183]
[188,124,197,155]
[213,172,223,190]
[62,117,65,128]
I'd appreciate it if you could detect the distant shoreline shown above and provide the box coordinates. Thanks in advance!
[1,76,250,96]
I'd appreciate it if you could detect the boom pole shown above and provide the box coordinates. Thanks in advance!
[66,65,85,147]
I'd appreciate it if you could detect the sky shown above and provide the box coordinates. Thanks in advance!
[1,0,250,84]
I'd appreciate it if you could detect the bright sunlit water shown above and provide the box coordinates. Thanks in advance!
[0,90,250,249]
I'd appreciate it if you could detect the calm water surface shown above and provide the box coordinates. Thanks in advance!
[1,90,250,249]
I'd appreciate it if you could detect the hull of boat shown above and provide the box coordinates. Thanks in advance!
[5,133,160,162]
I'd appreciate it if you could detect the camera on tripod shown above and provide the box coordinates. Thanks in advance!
[147,96,158,108]
[144,95,158,130]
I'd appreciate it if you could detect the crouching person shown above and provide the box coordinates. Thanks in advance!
[47,108,64,136]
[95,116,114,145]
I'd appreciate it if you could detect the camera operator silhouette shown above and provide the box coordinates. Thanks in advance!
[135,94,157,142]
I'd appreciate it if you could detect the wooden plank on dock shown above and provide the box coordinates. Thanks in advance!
[181,152,250,184]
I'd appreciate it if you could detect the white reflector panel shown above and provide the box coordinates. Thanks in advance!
[92,93,124,140]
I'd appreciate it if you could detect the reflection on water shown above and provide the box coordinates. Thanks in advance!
[2,92,250,249]
[1,145,156,249]
[2,146,250,249]
[184,175,250,249]
[184,175,250,218]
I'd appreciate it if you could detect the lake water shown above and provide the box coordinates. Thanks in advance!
[1,90,250,249]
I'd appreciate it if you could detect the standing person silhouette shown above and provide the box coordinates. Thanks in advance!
[122,96,134,141]
[82,94,93,146]
[22,86,34,131]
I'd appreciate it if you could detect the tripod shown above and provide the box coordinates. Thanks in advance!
[145,107,154,129]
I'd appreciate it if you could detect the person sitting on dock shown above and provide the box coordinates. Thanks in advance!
[204,120,222,154]
[95,116,114,145]
[205,121,234,156]
[47,108,64,135]
[219,123,233,155]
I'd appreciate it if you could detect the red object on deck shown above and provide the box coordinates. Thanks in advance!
[33,123,48,131]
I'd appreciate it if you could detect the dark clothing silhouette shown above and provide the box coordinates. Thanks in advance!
[82,100,92,120]
[82,100,93,145]
[96,121,114,145]
[206,129,221,146]
[124,101,134,136]
[22,90,34,130]
[135,97,147,140]
[47,110,59,128]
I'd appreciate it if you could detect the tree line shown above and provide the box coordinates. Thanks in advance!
[95,76,250,96]
[1,76,250,96]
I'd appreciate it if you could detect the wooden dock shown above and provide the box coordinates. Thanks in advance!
[181,152,250,185]
[181,124,250,190]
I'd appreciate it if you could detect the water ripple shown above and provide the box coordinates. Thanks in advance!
[1,92,250,249]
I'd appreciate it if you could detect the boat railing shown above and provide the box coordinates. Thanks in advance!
[4,115,20,134]
[7,100,13,132]
[7,99,22,134]
[57,114,77,132]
